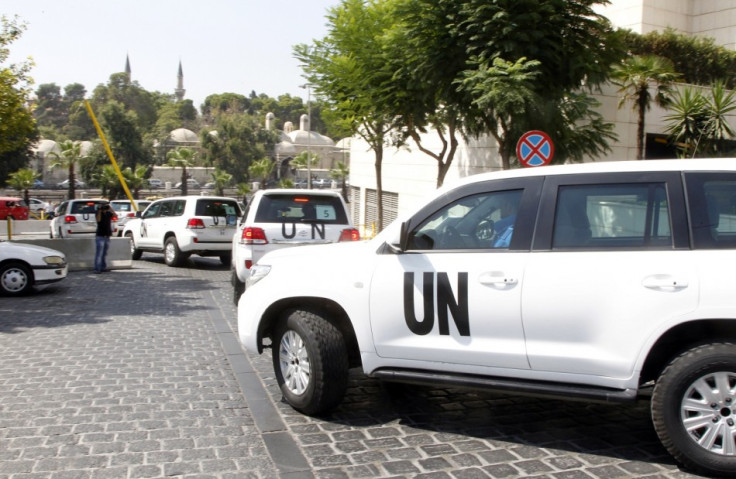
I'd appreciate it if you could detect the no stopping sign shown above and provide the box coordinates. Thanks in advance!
[516,130,554,167]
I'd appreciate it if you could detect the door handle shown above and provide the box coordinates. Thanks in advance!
[642,274,688,290]
[479,271,518,286]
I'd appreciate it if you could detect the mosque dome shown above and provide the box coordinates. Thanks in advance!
[169,128,199,144]
[79,141,94,156]
[33,139,60,156]
[275,141,296,156]
[335,138,351,150]
[287,129,335,148]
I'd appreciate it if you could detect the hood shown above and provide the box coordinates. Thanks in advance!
[0,241,66,258]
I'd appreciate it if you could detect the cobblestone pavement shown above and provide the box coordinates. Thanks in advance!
[0,256,712,479]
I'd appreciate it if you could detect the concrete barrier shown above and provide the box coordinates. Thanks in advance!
[2,219,132,271]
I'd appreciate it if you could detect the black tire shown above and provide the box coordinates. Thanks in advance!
[164,236,187,267]
[272,308,349,415]
[126,233,143,260]
[652,343,736,477]
[232,269,245,305]
[0,261,33,296]
[219,252,231,266]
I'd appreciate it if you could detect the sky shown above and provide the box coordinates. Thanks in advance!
[4,0,339,108]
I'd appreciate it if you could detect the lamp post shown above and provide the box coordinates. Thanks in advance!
[300,83,312,189]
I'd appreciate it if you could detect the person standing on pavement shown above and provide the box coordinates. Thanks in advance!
[94,203,114,273]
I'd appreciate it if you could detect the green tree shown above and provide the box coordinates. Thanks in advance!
[48,140,86,199]
[236,182,251,205]
[167,147,196,195]
[98,100,152,170]
[209,169,233,196]
[94,164,119,198]
[0,15,37,175]
[295,0,399,231]
[612,55,680,160]
[7,167,37,206]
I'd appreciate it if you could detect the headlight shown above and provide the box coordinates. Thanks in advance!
[246,264,271,288]
[43,255,65,265]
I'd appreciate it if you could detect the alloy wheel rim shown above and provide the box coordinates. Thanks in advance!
[680,371,736,455]
[279,330,311,395]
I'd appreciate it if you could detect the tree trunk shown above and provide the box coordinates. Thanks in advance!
[637,90,647,160]
[181,167,188,196]
[375,145,384,233]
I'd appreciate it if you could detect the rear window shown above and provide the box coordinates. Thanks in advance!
[255,194,348,224]
[71,201,106,214]
[195,199,241,219]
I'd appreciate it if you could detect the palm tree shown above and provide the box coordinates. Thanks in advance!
[48,140,85,199]
[167,147,197,195]
[95,165,119,198]
[7,168,37,207]
[329,161,350,201]
[122,165,148,199]
[612,55,680,160]
[236,182,251,206]
[248,158,274,189]
[209,169,233,196]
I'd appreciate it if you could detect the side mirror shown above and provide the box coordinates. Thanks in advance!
[386,221,409,253]
[135,211,142,218]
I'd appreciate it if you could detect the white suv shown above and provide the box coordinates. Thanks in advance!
[231,189,359,303]
[123,195,241,267]
[238,159,736,476]
[50,199,119,238]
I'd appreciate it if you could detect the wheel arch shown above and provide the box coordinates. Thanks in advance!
[640,319,736,385]
[0,259,35,289]
[258,297,362,369]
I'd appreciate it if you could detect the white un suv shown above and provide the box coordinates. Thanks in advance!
[123,195,241,267]
[238,159,736,477]
[231,189,359,303]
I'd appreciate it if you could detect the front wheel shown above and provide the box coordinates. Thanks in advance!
[126,232,142,260]
[0,261,33,296]
[652,343,736,476]
[272,308,349,415]
[164,237,187,267]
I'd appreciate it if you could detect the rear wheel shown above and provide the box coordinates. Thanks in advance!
[126,232,142,260]
[272,308,348,415]
[652,343,736,476]
[0,261,33,296]
[164,237,187,267]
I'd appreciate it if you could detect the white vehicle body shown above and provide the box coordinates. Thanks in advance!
[50,199,119,238]
[123,195,240,267]
[230,189,358,302]
[110,199,152,236]
[238,159,736,476]
[0,240,67,295]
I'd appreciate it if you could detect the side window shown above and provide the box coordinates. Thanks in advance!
[159,201,173,217]
[553,183,671,249]
[173,200,186,216]
[142,202,161,218]
[408,190,523,250]
[686,173,736,249]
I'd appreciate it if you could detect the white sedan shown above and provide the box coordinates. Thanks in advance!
[0,241,67,295]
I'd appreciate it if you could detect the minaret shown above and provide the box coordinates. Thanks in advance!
[175,60,185,101]
[124,54,131,83]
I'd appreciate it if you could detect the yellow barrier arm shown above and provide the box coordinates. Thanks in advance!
[84,100,138,211]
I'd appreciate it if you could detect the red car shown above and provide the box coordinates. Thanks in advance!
[0,197,29,220]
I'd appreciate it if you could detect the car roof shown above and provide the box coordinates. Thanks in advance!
[254,189,343,198]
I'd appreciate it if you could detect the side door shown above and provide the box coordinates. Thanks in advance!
[136,201,162,248]
[143,200,179,249]
[368,177,542,370]
[522,172,698,381]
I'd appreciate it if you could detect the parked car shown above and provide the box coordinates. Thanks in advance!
[202,182,216,190]
[0,197,29,220]
[174,179,200,190]
[231,189,359,303]
[32,179,45,189]
[237,158,736,477]
[0,240,67,295]
[109,199,152,236]
[27,198,51,213]
[123,195,241,267]
[49,199,118,238]
[56,179,86,189]
[147,178,163,189]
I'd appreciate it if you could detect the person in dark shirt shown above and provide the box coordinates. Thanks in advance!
[94,203,114,273]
